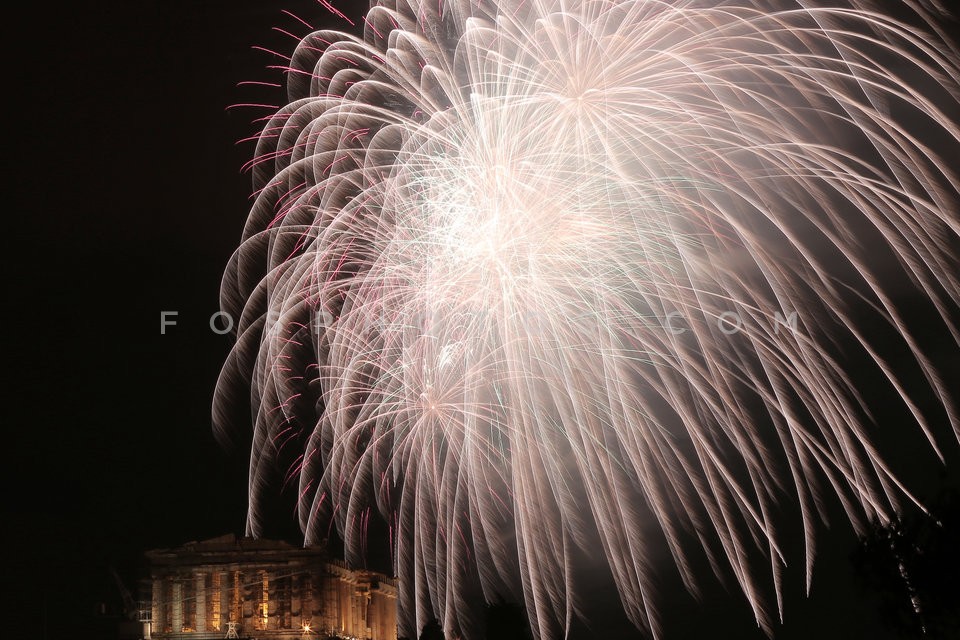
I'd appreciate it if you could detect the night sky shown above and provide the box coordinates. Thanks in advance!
[8,1,364,635]
[6,2,959,639]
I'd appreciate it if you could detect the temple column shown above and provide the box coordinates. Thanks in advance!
[267,570,276,630]
[172,580,183,633]
[339,577,347,633]
[291,574,301,631]
[217,571,228,631]
[150,578,162,634]
[196,572,206,632]
[344,577,353,635]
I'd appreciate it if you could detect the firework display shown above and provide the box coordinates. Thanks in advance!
[215,1,960,637]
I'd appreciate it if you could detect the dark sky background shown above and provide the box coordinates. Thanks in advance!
[5,2,959,639]
[7,1,365,636]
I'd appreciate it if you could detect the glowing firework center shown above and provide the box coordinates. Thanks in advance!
[374,105,679,442]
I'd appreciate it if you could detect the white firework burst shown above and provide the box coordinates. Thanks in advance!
[216,1,960,638]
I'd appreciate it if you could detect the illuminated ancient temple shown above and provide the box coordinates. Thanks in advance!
[143,535,397,640]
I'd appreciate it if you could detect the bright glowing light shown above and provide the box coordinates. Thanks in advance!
[216,1,960,638]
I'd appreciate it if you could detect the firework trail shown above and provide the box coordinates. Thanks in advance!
[215,1,960,637]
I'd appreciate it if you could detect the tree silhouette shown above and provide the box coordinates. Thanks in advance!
[418,618,445,640]
[485,601,532,640]
[853,488,960,638]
